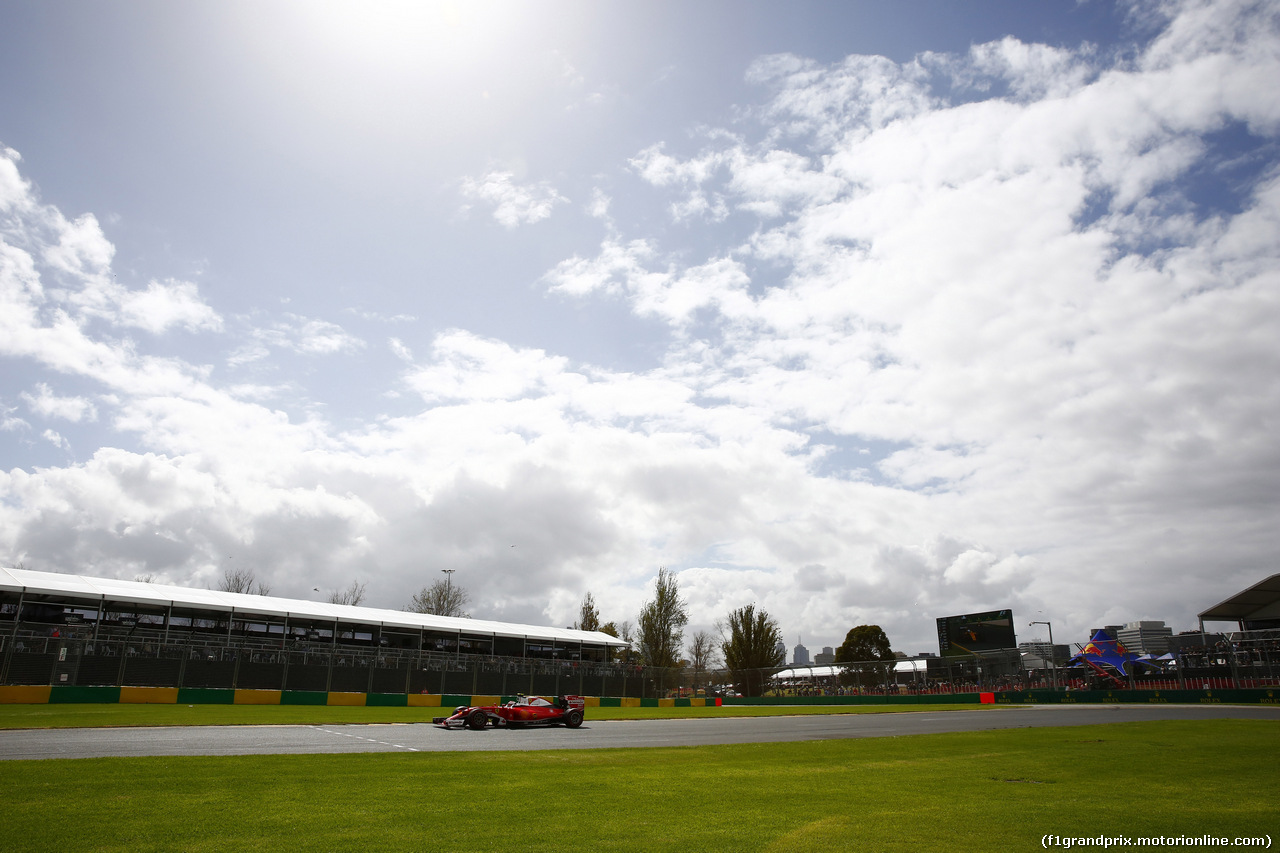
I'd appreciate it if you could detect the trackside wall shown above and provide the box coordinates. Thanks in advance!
[1,686,1276,706]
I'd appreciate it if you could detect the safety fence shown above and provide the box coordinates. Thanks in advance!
[0,685,722,707]
[2,684,1277,706]
[0,634,663,698]
[4,629,1278,698]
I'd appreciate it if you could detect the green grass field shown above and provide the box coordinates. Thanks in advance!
[0,702,989,729]
[0,718,1275,851]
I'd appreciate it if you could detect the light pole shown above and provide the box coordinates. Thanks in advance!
[441,569,455,616]
[1029,621,1056,689]
[441,569,458,661]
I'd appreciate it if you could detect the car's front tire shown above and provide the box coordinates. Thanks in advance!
[467,709,488,730]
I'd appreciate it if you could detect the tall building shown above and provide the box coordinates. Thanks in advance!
[814,646,835,665]
[1115,621,1173,655]
[775,640,786,664]
[1019,641,1058,668]
[793,641,810,666]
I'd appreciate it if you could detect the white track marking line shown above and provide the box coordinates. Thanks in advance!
[310,726,419,752]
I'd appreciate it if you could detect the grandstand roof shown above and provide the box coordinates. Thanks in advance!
[0,567,626,648]
[772,661,926,680]
[1197,573,1280,626]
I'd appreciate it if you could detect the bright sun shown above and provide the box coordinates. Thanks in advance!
[299,0,530,75]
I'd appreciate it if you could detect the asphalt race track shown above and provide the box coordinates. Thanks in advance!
[2,705,1278,761]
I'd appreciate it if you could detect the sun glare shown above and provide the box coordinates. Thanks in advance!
[299,0,529,75]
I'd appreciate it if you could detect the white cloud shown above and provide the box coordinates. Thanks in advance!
[956,36,1095,100]
[347,308,416,324]
[402,329,576,404]
[630,143,727,187]
[458,170,567,227]
[0,400,28,433]
[230,314,365,365]
[3,1,1279,653]
[118,279,223,334]
[0,146,31,211]
[587,187,611,221]
[40,429,70,451]
[388,337,414,362]
[21,383,97,423]
[542,0,1280,641]
[630,144,733,222]
[42,213,115,278]
[0,152,221,343]
[542,238,664,298]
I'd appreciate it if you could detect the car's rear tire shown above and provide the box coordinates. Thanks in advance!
[565,709,583,728]
[467,709,488,730]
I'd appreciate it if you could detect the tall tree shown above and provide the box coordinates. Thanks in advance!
[217,567,271,596]
[689,629,719,691]
[720,604,784,696]
[327,580,367,606]
[835,624,894,689]
[611,620,633,664]
[574,591,601,631]
[406,578,470,617]
[636,567,686,669]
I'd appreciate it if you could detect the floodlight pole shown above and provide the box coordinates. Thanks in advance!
[1030,621,1056,689]
[441,569,456,632]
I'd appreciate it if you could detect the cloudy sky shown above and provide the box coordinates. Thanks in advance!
[2,0,1278,656]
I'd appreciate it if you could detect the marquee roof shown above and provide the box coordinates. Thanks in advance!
[0,567,626,648]
[1197,573,1280,626]
[772,661,927,680]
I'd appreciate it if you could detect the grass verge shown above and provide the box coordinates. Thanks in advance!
[0,720,1275,852]
[0,702,989,729]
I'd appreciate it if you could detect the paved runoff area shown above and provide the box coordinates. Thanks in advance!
[2,705,1279,761]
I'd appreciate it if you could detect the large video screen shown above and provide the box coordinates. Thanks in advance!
[936,609,1016,657]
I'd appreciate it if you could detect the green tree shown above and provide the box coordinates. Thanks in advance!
[574,591,601,631]
[636,567,686,669]
[406,578,470,617]
[327,580,367,606]
[217,567,270,596]
[720,604,784,696]
[688,629,719,693]
[835,624,894,689]
[608,620,632,663]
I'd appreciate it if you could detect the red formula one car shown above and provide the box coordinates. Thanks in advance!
[433,695,586,730]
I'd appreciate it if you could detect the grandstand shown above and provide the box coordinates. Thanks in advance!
[1198,573,1280,632]
[1,568,631,697]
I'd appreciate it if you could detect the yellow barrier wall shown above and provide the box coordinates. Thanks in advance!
[120,687,178,704]
[234,689,282,705]
[326,692,366,706]
[0,685,52,704]
[620,697,642,707]
[407,693,442,707]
